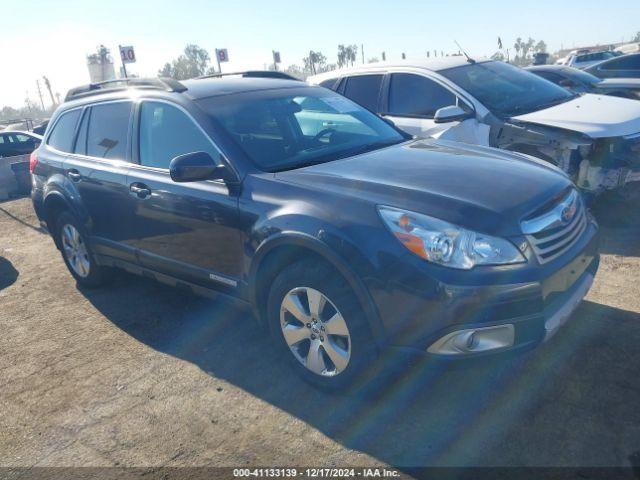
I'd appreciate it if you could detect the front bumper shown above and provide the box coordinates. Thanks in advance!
[367,220,599,360]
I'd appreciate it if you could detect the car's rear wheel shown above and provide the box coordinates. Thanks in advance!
[267,259,375,390]
[55,211,110,288]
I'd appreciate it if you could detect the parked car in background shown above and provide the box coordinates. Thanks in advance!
[0,131,42,158]
[33,120,50,136]
[562,50,619,69]
[585,53,640,79]
[0,131,42,197]
[309,59,640,194]
[615,43,640,55]
[526,65,640,99]
[30,75,599,389]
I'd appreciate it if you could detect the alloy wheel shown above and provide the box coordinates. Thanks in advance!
[61,224,91,278]
[279,287,351,377]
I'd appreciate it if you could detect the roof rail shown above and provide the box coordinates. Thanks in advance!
[64,77,187,102]
[197,70,302,81]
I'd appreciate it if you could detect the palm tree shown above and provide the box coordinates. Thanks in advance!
[337,45,347,68]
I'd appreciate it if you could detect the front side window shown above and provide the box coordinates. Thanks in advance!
[198,86,405,172]
[440,61,574,117]
[388,73,457,118]
[560,68,601,86]
[47,109,82,153]
[15,134,34,143]
[533,71,565,85]
[86,102,132,160]
[319,78,339,90]
[342,74,383,111]
[139,102,220,169]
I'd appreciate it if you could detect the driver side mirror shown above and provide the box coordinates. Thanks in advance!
[169,151,236,183]
[434,105,474,124]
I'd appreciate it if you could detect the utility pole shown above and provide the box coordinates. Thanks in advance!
[361,44,365,64]
[35,80,45,111]
[25,91,33,116]
[43,76,56,107]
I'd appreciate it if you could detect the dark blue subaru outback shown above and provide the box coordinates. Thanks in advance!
[30,73,599,389]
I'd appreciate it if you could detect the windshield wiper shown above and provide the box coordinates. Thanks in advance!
[340,139,403,158]
[533,94,579,112]
[272,139,403,172]
[508,94,577,117]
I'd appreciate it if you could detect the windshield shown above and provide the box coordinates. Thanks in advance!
[561,67,602,86]
[198,87,406,172]
[439,61,575,117]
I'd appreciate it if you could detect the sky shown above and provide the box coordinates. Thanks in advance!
[1,0,639,109]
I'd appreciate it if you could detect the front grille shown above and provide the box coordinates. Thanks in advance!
[522,189,587,265]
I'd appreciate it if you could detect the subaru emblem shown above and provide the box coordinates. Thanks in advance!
[561,204,576,224]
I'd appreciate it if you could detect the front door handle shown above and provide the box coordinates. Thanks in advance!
[130,183,151,199]
[67,169,82,182]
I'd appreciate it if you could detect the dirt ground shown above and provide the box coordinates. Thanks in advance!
[1,188,639,473]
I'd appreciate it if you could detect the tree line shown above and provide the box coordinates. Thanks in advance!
[155,29,640,82]
[156,44,377,81]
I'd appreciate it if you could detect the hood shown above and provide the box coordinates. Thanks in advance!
[275,140,572,237]
[512,93,640,138]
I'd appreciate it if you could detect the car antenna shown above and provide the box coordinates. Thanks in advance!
[454,40,476,64]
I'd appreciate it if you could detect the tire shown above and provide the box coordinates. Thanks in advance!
[267,259,376,390]
[55,211,110,288]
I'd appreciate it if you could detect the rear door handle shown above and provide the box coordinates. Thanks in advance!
[67,169,82,182]
[130,183,151,199]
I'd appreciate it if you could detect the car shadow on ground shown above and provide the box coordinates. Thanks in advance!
[80,271,640,468]
[590,184,640,257]
[0,204,47,235]
[0,256,19,291]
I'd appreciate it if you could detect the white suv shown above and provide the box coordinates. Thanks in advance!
[309,59,640,193]
[564,50,619,70]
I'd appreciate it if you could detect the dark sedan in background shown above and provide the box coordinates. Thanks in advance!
[0,130,42,158]
[585,52,640,79]
[526,65,640,100]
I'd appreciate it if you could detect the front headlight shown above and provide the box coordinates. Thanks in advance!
[378,206,526,270]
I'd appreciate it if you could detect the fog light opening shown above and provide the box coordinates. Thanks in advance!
[427,324,515,356]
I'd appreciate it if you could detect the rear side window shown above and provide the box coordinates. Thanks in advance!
[342,75,383,111]
[86,102,132,160]
[138,101,219,169]
[388,73,457,118]
[47,109,81,153]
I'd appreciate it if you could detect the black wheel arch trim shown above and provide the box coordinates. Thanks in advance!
[248,231,386,343]
[42,181,90,248]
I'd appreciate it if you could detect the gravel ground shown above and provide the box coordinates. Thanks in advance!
[1,189,639,473]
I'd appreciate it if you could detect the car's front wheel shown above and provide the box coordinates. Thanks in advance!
[267,259,375,390]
